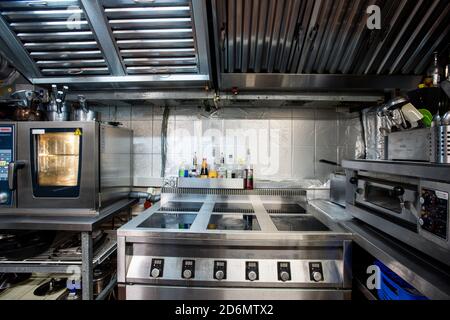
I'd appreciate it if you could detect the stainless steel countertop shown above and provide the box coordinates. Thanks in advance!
[310,199,450,300]
[0,199,137,232]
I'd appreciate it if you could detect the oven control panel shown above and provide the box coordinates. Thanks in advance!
[127,257,342,286]
[419,188,449,240]
[0,124,14,207]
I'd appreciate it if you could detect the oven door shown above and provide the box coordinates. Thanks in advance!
[355,179,419,225]
[15,122,98,210]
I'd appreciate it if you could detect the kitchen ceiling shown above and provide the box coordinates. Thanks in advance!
[0,0,211,89]
[0,0,449,93]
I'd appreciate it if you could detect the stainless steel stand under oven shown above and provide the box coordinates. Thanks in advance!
[0,121,132,215]
[343,159,450,266]
[117,191,352,300]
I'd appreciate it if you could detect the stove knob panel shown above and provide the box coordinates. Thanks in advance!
[183,269,192,279]
[181,259,195,279]
[277,262,291,282]
[150,268,160,278]
[215,270,225,281]
[312,271,323,282]
[150,258,164,278]
[213,261,227,280]
[309,262,323,282]
[246,262,259,281]
[280,271,290,282]
[247,271,258,281]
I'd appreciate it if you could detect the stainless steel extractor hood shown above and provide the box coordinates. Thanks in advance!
[0,0,211,89]
[211,0,450,92]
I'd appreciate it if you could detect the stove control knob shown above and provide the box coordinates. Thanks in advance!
[419,218,425,226]
[215,270,225,281]
[280,271,290,282]
[183,269,192,279]
[312,271,323,282]
[150,268,160,278]
[247,271,257,281]
[0,192,8,204]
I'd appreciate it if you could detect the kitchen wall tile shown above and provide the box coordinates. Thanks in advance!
[133,153,152,180]
[111,105,131,121]
[292,146,315,179]
[152,154,162,178]
[132,105,153,120]
[173,120,196,156]
[293,119,315,147]
[152,119,162,154]
[153,105,166,120]
[315,118,338,147]
[132,121,153,154]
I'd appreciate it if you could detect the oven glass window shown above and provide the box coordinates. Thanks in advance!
[36,132,80,187]
[366,184,402,213]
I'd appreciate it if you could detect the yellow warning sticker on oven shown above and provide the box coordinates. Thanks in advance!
[74,128,82,136]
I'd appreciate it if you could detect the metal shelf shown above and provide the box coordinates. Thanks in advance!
[0,199,136,300]
[0,233,117,274]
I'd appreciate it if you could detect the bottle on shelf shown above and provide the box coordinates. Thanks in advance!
[236,158,245,179]
[200,158,209,178]
[245,164,254,190]
[190,152,198,177]
[426,51,443,87]
[226,154,234,178]
[217,153,226,178]
[178,162,187,178]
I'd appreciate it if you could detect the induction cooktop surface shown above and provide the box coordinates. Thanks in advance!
[207,214,261,231]
[138,212,197,230]
[270,216,329,232]
[213,203,255,214]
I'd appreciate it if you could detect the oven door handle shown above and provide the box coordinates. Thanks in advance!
[8,160,26,191]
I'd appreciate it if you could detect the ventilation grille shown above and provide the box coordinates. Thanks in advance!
[0,0,109,76]
[162,187,307,197]
[101,0,199,75]
[215,0,450,75]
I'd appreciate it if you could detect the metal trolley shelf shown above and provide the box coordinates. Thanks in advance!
[0,199,137,300]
